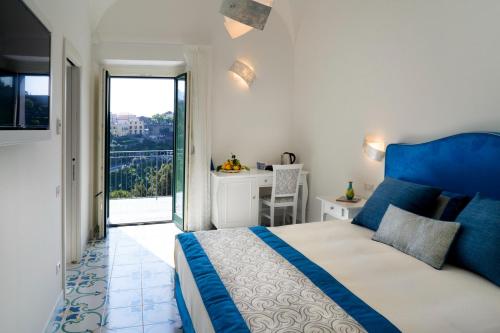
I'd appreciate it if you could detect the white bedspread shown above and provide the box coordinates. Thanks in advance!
[175,220,500,333]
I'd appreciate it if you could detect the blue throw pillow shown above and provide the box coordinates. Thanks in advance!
[450,193,500,286]
[352,177,442,231]
[439,191,471,221]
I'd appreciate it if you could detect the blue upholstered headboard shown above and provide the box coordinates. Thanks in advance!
[385,133,500,200]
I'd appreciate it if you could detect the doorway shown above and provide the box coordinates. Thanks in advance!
[104,75,187,228]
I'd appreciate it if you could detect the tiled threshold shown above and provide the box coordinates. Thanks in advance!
[47,224,183,333]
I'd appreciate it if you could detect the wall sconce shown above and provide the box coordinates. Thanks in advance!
[220,0,273,39]
[363,139,386,161]
[229,60,256,87]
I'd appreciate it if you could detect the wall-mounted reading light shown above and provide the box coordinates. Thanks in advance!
[363,139,386,161]
[221,0,273,39]
[229,60,256,87]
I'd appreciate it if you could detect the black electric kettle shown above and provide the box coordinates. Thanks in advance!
[281,152,296,165]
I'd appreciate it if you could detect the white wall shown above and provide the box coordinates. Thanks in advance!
[292,0,500,221]
[94,41,186,65]
[93,0,295,168]
[210,9,294,167]
[0,1,92,332]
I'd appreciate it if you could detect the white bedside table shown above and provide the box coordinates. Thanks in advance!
[317,196,366,221]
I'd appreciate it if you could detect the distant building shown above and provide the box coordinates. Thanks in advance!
[111,114,145,137]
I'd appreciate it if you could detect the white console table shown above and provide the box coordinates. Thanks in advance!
[317,196,366,221]
[211,169,309,229]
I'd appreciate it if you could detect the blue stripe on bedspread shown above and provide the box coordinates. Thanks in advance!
[175,272,195,333]
[177,233,250,333]
[250,226,401,333]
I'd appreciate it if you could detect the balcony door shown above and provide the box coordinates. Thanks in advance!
[105,76,175,226]
[172,73,188,230]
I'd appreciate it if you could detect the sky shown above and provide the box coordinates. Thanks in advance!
[110,77,175,117]
[25,76,49,95]
[0,75,49,95]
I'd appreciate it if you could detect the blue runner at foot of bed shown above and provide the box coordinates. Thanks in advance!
[251,226,400,333]
[177,231,250,333]
[176,227,401,333]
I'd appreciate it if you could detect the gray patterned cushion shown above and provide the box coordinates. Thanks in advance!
[372,205,460,269]
[274,168,301,195]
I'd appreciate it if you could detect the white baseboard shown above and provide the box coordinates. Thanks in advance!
[42,290,64,333]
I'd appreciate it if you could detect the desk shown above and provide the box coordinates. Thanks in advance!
[211,169,309,229]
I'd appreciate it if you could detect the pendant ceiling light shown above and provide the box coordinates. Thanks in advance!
[221,0,273,39]
[223,17,253,39]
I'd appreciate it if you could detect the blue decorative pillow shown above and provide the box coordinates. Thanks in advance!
[450,193,500,286]
[352,177,442,231]
[439,191,471,221]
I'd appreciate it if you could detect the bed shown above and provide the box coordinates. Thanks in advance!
[174,132,500,333]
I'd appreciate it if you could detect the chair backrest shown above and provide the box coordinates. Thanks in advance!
[271,164,303,199]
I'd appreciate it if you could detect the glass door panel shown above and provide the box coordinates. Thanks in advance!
[173,73,187,230]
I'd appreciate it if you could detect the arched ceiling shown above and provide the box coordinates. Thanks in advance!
[88,0,306,43]
[88,0,118,31]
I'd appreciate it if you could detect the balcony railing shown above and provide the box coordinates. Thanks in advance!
[109,150,173,199]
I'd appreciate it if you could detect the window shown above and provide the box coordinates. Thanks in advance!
[0,74,50,129]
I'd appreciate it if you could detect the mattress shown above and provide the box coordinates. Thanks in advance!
[174,220,500,333]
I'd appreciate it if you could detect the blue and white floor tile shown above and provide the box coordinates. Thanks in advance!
[47,224,183,333]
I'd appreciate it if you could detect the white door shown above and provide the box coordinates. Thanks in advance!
[65,60,81,264]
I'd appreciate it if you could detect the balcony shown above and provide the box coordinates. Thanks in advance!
[109,150,173,225]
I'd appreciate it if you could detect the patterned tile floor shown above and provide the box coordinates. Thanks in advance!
[47,224,183,333]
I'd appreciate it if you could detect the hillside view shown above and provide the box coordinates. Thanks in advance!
[109,111,174,199]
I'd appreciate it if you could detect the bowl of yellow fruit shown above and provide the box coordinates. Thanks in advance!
[217,153,249,173]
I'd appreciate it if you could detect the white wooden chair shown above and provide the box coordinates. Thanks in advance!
[260,164,303,227]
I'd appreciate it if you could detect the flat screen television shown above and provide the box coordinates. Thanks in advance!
[0,0,51,131]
